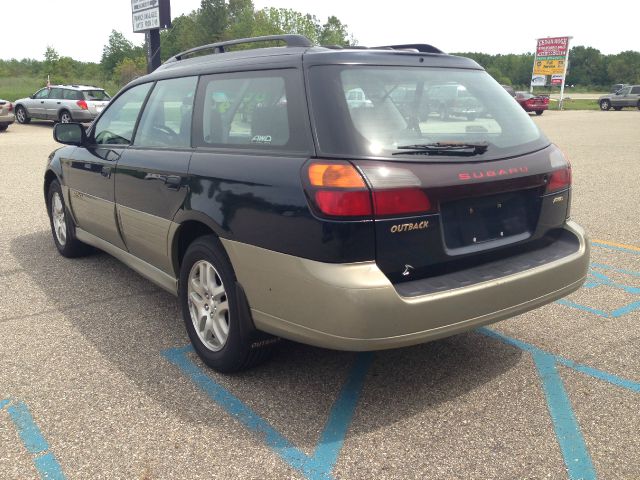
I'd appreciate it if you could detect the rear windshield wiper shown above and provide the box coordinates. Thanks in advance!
[392,142,489,156]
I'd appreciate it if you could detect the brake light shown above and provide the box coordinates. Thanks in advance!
[8,102,13,112]
[547,167,571,192]
[305,161,433,219]
[76,100,88,110]
[315,190,372,216]
[373,188,431,216]
[546,147,572,193]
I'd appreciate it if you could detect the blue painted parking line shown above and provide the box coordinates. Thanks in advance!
[557,242,640,318]
[1,399,66,480]
[532,352,596,480]
[480,327,639,480]
[163,346,374,480]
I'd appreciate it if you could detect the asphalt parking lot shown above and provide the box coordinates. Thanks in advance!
[0,111,638,479]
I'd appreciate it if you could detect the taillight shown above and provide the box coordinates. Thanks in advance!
[547,167,571,192]
[305,161,433,219]
[546,148,572,193]
[373,188,431,216]
[307,161,372,217]
[76,100,88,110]
[8,102,13,112]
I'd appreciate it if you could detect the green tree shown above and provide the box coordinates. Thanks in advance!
[607,51,640,84]
[318,16,352,46]
[101,30,137,74]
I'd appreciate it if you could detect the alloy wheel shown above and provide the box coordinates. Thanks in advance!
[51,192,67,246]
[187,260,230,351]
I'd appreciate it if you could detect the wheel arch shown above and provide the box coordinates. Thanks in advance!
[170,215,230,276]
[43,169,60,207]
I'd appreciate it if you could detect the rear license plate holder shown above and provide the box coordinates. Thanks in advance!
[441,191,535,251]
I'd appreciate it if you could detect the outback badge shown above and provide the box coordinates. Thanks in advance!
[390,220,429,233]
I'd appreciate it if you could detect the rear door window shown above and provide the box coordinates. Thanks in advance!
[49,88,64,99]
[193,70,311,152]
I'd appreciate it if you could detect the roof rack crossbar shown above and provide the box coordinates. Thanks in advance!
[166,34,313,63]
[371,44,443,54]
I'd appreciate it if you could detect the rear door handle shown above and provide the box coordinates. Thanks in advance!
[57,101,61,104]
[101,167,111,178]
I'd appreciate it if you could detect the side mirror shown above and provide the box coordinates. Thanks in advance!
[54,123,87,146]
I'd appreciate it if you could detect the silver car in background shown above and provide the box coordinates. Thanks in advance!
[14,85,110,124]
[0,99,15,131]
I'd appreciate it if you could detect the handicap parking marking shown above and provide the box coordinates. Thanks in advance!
[1,398,66,480]
[480,327,639,480]
[558,242,640,318]
[164,329,639,480]
[163,346,374,480]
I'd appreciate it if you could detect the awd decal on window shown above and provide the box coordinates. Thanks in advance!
[251,135,272,144]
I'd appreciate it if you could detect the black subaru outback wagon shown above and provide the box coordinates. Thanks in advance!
[46,35,589,372]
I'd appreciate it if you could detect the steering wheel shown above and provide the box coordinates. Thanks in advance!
[150,125,179,144]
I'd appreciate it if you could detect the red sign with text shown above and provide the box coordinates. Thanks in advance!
[536,37,569,59]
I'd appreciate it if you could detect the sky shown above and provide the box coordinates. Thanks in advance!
[0,0,638,63]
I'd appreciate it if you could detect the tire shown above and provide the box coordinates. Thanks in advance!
[179,235,277,372]
[613,107,622,111]
[59,110,72,123]
[535,110,544,116]
[15,105,31,124]
[47,180,91,257]
[0,125,7,132]
[637,101,640,111]
[599,100,611,111]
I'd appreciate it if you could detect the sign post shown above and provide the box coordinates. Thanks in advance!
[530,36,572,108]
[131,0,171,73]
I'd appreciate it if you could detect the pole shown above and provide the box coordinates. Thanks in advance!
[558,37,572,111]
[530,39,537,94]
[146,29,161,73]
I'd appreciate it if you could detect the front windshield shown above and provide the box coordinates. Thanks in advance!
[309,66,549,161]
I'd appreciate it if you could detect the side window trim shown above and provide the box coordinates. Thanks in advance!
[129,81,157,145]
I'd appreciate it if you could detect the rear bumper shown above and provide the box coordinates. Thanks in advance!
[222,221,589,351]
[0,113,15,125]
[70,110,97,122]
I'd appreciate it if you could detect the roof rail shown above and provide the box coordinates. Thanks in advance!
[165,34,313,63]
[371,44,443,54]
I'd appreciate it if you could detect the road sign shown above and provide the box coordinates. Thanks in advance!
[131,0,171,33]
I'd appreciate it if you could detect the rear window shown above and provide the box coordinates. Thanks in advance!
[308,66,549,161]
[83,90,110,101]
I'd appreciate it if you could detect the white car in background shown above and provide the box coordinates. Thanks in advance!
[14,85,110,124]
[0,99,15,131]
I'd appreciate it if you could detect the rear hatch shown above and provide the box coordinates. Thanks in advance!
[81,90,110,115]
[306,62,571,283]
